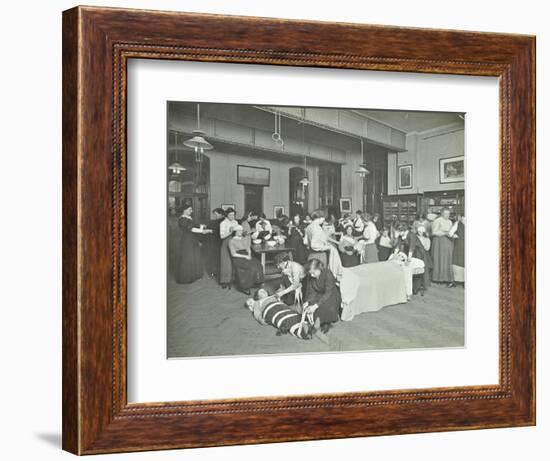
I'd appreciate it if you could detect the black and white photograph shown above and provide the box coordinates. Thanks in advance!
[166,102,466,358]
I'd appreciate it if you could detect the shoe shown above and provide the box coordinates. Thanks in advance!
[447,282,456,288]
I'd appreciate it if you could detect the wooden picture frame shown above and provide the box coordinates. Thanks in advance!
[398,164,413,189]
[273,205,285,218]
[440,155,465,183]
[62,6,535,455]
[237,164,271,186]
[339,197,352,213]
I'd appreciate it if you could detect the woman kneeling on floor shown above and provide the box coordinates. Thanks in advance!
[302,258,341,334]
[228,224,264,295]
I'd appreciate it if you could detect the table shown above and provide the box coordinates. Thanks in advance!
[251,242,294,279]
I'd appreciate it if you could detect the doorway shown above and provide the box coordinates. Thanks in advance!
[289,166,309,217]
[363,150,387,218]
[167,149,210,222]
[244,185,263,216]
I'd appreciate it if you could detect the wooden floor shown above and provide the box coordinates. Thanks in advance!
[167,274,465,358]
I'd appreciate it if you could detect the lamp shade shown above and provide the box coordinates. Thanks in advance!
[183,130,213,151]
[355,165,370,177]
[168,162,186,174]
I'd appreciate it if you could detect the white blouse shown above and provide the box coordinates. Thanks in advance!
[220,218,238,239]
[362,221,379,244]
[307,222,329,251]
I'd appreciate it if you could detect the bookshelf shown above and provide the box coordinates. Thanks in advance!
[382,194,421,225]
[421,190,465,220]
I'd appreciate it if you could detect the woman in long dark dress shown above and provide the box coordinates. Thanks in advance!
[450,215,465,287]
[303,259,341,333]
[203,207,224,280]
[287,214,307,264]
[228,225,264,295]
[174,203,210,284]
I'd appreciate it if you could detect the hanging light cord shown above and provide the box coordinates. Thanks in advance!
[196,103,201,131]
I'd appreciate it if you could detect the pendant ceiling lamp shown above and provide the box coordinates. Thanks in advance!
[183,103,213,164]
[168,162,186,175]
[168,132,186,175]
[355,138,370,178]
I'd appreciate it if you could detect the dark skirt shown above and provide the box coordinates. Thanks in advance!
[363,243,379,263]
[377,246,392,262]
[232,256,264,290]
[340,251,360,268]
[287,231,307,265]
[175,234,203,284]
[315,291,341,325]
[413,246,432,289]
[432,236,454,282]
[452,238,465,268]
[219,237,233,284]
[452,235,465,283]
[202,236,221,278]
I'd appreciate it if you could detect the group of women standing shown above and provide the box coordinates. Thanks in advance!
[217,207,265,294]
[173,204,264,294]
[335,207,465,290]
[430,208,465,287]
[174,202,465,299]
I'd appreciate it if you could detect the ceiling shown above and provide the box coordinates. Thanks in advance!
[354,109,464,133]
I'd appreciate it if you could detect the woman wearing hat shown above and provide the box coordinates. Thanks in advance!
[174,202,212,284]
[228,224,264,295]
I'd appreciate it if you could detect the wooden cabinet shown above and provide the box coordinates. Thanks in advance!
[382,194,421,225]
[382,190,465,225]
[421,190,465,220]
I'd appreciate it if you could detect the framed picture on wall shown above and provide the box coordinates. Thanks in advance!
[339,197,352,213]
[440,155,465,183]
[273,205,285,218]
[398,164,413,189]
[63,6,534,455]
[237,165,271,186]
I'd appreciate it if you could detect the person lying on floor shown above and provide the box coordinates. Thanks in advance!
[245,288,314,340]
